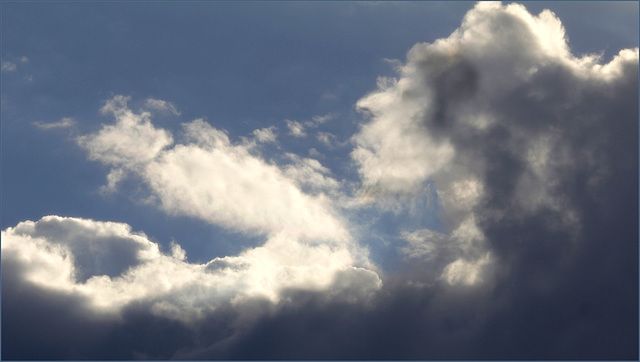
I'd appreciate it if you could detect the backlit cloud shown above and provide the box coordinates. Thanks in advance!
[2,2,637,360]
[2,215,380,323]
[352,1,638,286]
[143,98,181,116]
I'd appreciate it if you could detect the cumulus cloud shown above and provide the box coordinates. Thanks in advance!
[65,96,379,318]
[142,119,349,242]
[2,215,380,324]
[77,95,174,169]
[352,1,638,287]
[2,2,637,360]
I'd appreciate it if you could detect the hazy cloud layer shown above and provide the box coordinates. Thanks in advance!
[2,2,637,360]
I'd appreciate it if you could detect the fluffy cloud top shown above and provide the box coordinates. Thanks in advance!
[12,94,382,323]
[77,96,174,169]
[251,126,278,143]
[352,1,638,286]
[2,215,380,322]
[77,97,351,243]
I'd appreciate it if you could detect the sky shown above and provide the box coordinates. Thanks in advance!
[1,1,638,360]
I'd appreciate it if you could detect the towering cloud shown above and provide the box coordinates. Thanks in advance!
[352,1,638,287]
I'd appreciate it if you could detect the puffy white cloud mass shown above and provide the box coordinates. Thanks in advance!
[13,93,381,322]
[77,95,174,169]
[352,1,638,286]
[1,215,380,322]
[77,96,351,243]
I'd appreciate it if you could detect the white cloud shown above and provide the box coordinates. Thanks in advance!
[144,98,181,115]
[285,114,336,139]
[1,61,17,72]
[440,253,492,286]
[63,96,381,318]
[307,113,336,126]
[33,117,76,130]
[2,216,381,322]
[282,153,341,195]
[78,98,351,242]
[144,119,348,242]
[351,1,639,286]
[2,56,29,74]
[316,132,338,147]
[77,95,174,169]
[285,119,307,137]
[252,126,278,143]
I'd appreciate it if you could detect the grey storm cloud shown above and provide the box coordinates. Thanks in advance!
[2,2,638,360]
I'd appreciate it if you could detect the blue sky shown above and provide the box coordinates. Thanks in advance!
[2,2,639,359]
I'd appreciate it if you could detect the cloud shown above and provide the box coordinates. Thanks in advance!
[285,113,336,138]
[316,131,337,147]
[144,98,181,115]
[352,1,638,287]
[282,153,341,195]
[33,117,76,130]
[251,126,278,143]
[143,119,349,242]
[2,215,380,323]
[308,113,336,126]
[2,2,637,360]
[1,56,29,74]
[285,119,307,137]
[1,61,17,72]
[77,95,174,169]
[70,95,380,307]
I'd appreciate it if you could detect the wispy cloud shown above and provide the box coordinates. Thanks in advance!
[2,56,28,73]
[285,119,307,137]
[285,113,336,138]
[252,126,278,143]
[144,97,181,115]
[33,117,76,130]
